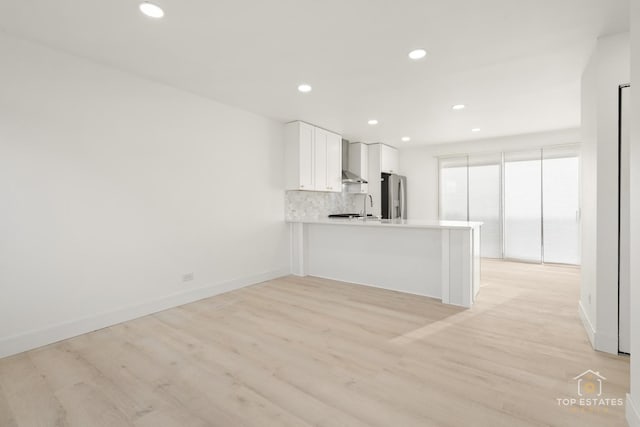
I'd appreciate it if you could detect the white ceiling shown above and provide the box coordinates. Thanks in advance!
[0,0,629,146]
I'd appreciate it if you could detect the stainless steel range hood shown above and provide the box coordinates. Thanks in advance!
[342,140,368,184]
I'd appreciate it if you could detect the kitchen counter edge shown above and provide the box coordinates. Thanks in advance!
[286,218,483,230]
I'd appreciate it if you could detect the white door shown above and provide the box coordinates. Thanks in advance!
[325,132,342,192]
[620,85,631,354]
[314,127,328,191]
[298,122,315,190]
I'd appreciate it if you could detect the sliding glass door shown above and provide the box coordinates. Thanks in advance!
[439,156,468,221]
[542,146,581,264]
[468,153,502,258]
[438,144,580,264]
[503,150,542,262]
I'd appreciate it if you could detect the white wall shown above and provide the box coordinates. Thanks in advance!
[579,32,630,354]
[0,34,289,357]
[627,3,640,425]
[580,45,599,347]
[398,128,580,221]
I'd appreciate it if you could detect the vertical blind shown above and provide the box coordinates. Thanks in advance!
[504,149,542,262]
[438,144,580,264]
[468,153,502,258]
[439,155,468,221]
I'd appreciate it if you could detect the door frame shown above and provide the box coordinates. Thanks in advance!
[618,83,631,355]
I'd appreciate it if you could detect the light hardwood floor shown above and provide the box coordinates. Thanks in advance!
[0,260,630,426]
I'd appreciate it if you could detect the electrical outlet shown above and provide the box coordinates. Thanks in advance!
[182,273,194,282]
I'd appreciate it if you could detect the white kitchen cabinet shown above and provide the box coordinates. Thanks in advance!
[347,142,369,194]
[314,127,328,191]
[324,131,342,192]
[285,121,315,190]
[285,121,341,192]
[380,144,399,174]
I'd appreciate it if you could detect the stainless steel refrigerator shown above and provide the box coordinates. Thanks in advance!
[381,173,407,219]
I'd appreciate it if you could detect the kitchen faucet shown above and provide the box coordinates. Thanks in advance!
[362,193,373,220]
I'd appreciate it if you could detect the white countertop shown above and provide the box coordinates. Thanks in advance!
[287,217,483,230]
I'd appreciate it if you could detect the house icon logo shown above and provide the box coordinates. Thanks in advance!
[557,369,622,410]
[573,370,606,397]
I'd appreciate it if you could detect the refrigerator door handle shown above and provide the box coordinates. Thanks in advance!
[399,178,406,219]
[389,175,395,219]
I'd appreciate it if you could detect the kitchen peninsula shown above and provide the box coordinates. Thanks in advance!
[288,218,482,308]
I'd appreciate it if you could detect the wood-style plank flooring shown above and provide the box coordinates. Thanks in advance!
[0,260,630,426]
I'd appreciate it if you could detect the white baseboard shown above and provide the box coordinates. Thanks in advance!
[0,269,288,359]
[627,394,640,427]
[577,300,619,355]
[578,300,596,347]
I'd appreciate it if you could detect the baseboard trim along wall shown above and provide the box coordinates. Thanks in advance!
[0,269,288,359]
[578,300,619,355]
[627,394,640,427]
[578,300,596,347]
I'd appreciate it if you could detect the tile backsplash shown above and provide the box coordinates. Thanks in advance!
[285,191,364,220]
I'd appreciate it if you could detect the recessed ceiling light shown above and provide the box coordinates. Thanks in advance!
[139,2,164,18]
[401,137,411,142]
[368,119,379,125]
[452,104,466,110]
[297,84,312,93]
[408,49,427,60]
[472,128,481,132]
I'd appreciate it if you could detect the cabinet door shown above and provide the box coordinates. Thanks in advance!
[314,127,328,191]
[325,132,342,192]
[389,151,399,174]
[298,122,315,190]
[380,145,399,174]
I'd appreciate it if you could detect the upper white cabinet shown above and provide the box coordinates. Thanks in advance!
[380,144,399,174]
[323,129,342,192]
[285,121,342,192]
[314,127,328,190]
[299,122,315,190]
